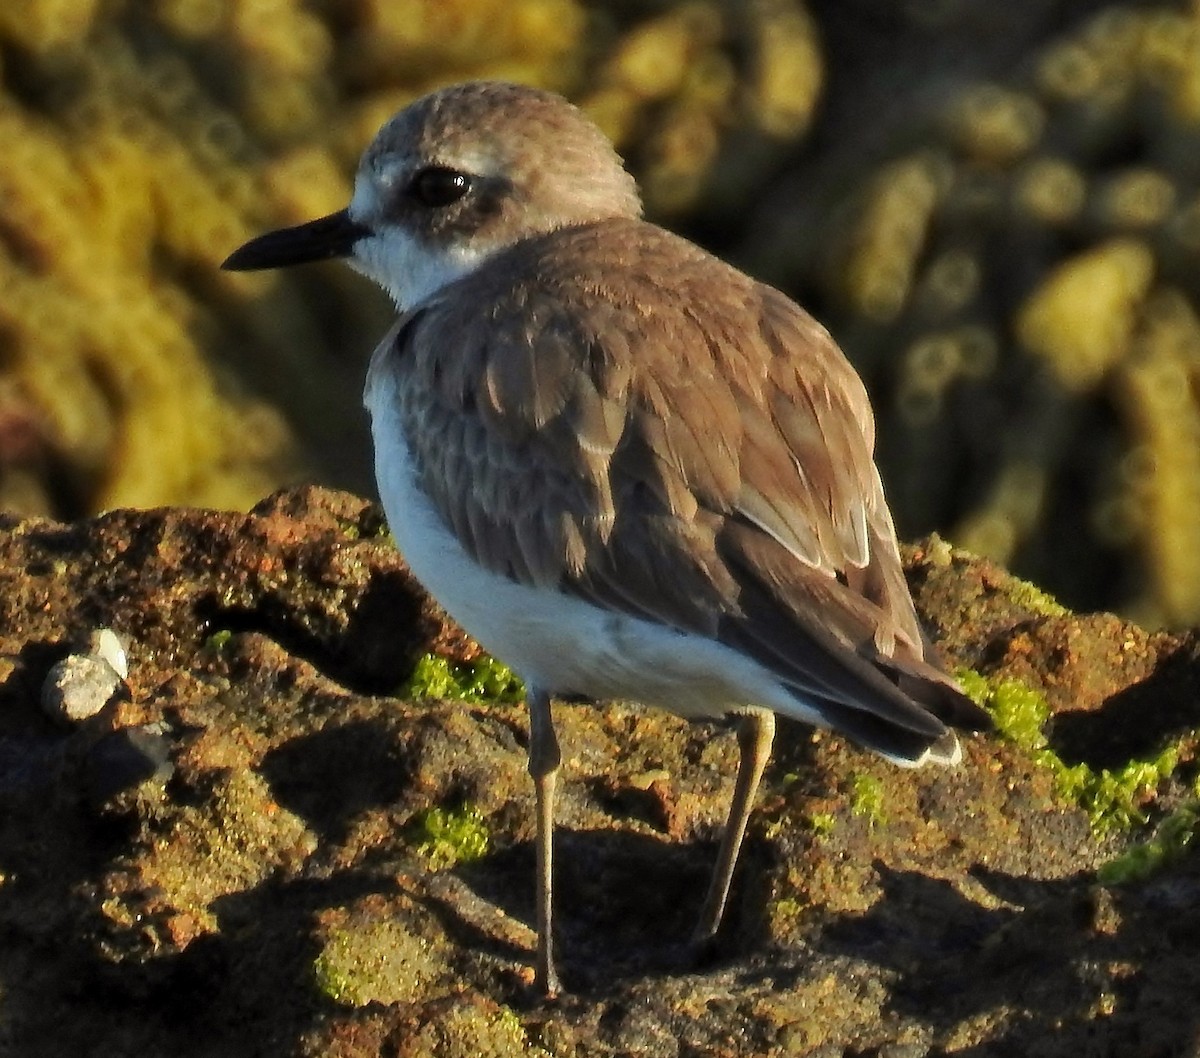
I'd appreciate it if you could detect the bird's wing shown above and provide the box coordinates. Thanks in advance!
[388,222,988,739]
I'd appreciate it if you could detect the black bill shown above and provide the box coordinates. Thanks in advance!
[221,209,369,271]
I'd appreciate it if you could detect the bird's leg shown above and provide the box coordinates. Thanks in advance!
[527,686,562,997]
[691,710,775,947]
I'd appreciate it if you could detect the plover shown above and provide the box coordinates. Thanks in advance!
[223,80,991,996]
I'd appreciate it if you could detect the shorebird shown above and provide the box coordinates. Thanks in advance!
[223,80,991,996]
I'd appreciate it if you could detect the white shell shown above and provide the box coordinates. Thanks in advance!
[88,628,128,680]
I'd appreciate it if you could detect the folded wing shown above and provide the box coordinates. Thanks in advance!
[393,221,992,760]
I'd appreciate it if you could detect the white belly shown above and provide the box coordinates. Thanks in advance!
[364,380,823,726]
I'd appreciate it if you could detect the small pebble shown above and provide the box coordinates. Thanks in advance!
[88,628,128,679]
[41,654,123,723]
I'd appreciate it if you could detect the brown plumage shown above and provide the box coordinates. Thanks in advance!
[222,80,992,996]
[379,218,988,757]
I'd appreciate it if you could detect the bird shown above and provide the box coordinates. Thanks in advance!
[222,80,992,997]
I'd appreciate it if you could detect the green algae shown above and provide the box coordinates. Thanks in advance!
[767,896,808,931]
[1098,792,1200,885]
[922,532,955,567]
[1057,750,1179,833]
[406,804,490,869]
[204,628,234,652]
[957,670,1050,751]
[337,514,393,541]
[848,773,887,826]
[311,935,362,1005]
[1004,576,1070,618]
[400,652,525,704]
[918,534,1066,618]
[959,669,1181,835]
[312,918,436,1007]
[400,994,544,1057]
[806,812,837,837]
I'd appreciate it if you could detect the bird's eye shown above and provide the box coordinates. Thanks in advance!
[409,166,471,207]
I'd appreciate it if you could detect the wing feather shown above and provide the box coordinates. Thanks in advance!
[384,219,991,745]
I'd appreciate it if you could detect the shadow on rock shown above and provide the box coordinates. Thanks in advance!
[259,717,411,845]
[1050,638,1200,769]
[459,827,743,992]
[877,861,1200,1057]
[820,863,1009,975]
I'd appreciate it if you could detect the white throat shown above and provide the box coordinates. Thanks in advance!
[348,226,488,310]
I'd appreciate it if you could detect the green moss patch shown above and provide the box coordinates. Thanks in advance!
[312,917,438,1007]
[405,804,490,869]
[806,811,837,837]
[399,653,524,704]
[959,669,1182,835]
[204,628,234,652]
[1004,576,1070,618]
[1098,790,1200,885]
[848,773,887,826]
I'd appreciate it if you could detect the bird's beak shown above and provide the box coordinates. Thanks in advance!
[221,209,370,271]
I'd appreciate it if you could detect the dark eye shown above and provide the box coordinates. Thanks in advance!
[409,166,471,207]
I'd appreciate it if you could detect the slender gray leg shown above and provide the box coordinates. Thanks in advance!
[692,710,775,946]
[527,686,562,996]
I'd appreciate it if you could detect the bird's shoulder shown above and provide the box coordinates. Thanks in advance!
[399,217,870,452]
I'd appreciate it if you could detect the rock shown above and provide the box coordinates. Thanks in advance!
[40,653,123,723]
[0,487,1198,1057]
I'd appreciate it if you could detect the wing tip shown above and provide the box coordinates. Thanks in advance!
[875,729,962,768]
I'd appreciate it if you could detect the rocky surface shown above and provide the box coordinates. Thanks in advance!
[0,486,1198,1057]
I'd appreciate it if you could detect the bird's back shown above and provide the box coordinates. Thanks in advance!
[369,217,990,761]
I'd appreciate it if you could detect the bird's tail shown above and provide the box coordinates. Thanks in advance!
[809,659,992,768]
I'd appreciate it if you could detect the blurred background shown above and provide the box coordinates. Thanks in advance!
[1,0,1199,628]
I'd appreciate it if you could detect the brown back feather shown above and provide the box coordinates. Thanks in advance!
[383,217,991,738]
